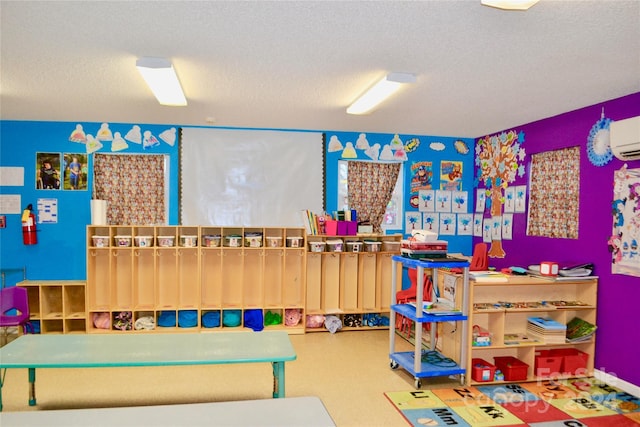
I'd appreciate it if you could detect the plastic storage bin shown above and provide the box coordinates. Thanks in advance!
[202,234,221,247]
[534,350,563,377]
[157,236,175,247]
[308,241,326,252]
[471,358,497,382]
[346,241,362,252]
[134,235,153,247]
[326,239,344,252]
[549,348,588,375]
[114,235,132,247]
[494,356,529,381]
[265,236,282,247]
[92,235,109,247]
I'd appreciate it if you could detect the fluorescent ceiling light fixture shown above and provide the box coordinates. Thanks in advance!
[347,72,416,115]
[136,57,187,106]
[481,0,539,10]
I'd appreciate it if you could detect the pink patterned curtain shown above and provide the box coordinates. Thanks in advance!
[347,161,400,233]
[94,154,166,225]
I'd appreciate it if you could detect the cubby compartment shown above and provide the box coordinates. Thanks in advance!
[133,311,156,331]
[201,310,222,329]
[41,319,64,334]
[41,285,63,319]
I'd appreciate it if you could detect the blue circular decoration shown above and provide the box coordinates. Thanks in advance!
[587,117,613,166]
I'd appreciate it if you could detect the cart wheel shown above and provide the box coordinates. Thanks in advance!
[390,360,399,370]
[414,378,422,389]
[460,374,466,385]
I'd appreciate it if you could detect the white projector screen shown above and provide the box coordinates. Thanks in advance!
[180,127,324,227]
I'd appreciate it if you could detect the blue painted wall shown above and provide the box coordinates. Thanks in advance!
[0,121,474,286]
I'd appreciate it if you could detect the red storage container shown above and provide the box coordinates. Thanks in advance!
[550,348,589,375]
[534,350,563,378]
[472,358,497,382]
[494,356,529,381]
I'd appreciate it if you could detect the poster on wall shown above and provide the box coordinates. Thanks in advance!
[610,164,640,277]
[63,153,88,190]
[36,152,61,190]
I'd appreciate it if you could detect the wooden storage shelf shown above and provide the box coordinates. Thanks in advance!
[87,226,307,334]
[304,234,401,333]
[439,271,598,385]
[18,280,86,334]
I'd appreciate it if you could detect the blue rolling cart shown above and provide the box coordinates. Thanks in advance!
[389,255,470,388]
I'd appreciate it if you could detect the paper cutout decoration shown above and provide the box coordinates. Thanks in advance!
[429,141,445,151]
[587,109,613,166]
[389,134,403,150]
[69,124,87,143]
[85,134,103,154]
[364,143,380,161]
[454,139,470,155]
[404,138,420,153]
[355,133,370,149]
[328,135,343,152]
[96,123,113,141]
[393,146,408,161]
[473,214,483,236]
[159,127,177,146]
[379,144,395,161]
[341,142,357,158]
[125,125,142,144]
[142,131,160,150]
[110,132,128,152]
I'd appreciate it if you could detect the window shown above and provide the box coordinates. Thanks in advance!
[338,160,403,232]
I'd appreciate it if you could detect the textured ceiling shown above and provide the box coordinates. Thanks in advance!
[1,0,639,138]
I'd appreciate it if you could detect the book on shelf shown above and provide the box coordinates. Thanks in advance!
[566,317,596,343]
[469,271,510,283]
[406,301,462,316]
[527,316,566,331]
[503,333,540,345]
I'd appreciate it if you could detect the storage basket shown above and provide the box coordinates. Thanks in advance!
[534,350,563,378]
[549,348,589,375]
[494,356,529,381]
[472,358,497,382]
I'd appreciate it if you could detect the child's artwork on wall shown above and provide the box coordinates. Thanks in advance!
[515,185,527,213]
[451,191,468,213]
[457,213,473,235]
[475,129,527,258]
[63,153,88,191]
[504,187,515,213]
[405,211,422,234]
[527,147,580,239]
[491,216,502,241]
[418,189,435,212]
[610,164,640,277]
[473,214,483,236]
[439,213,456,235]
[435,190,452,212]
[475,188,486,213]
[502,213,514,240]
[422,213,439,233]
[482,219,492,243]
[36,152,61,190]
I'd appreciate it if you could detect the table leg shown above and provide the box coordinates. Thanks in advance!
[28,368,36,406]
[1,370,3,412]
[271,361,285,398]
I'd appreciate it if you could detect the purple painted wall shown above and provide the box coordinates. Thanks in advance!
[474,92,640,387]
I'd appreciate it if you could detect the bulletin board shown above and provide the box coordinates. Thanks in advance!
[180,127,325,227]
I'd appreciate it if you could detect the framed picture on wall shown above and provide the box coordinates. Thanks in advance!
[63,152,88,190]
[36,152,61,190]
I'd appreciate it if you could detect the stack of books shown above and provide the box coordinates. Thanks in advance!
[526,316,567,344]
[566,317,597,343]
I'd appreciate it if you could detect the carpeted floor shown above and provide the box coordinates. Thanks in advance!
[385,377,640,426]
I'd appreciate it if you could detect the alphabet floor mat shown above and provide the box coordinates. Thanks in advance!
[384,377,640,426]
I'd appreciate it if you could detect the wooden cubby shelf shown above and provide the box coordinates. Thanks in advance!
[18,280,87,334]
[86,226,307,334]
[438,271,598,385]
[304,234,401,333]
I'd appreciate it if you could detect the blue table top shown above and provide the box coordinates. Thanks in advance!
[0,331,296,368]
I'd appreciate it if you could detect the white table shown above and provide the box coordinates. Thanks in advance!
[0,396,336,427]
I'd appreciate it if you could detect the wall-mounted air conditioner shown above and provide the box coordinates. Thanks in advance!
[610,116,640,161]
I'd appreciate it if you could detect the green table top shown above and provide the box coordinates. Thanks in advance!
[0,331,296,368]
